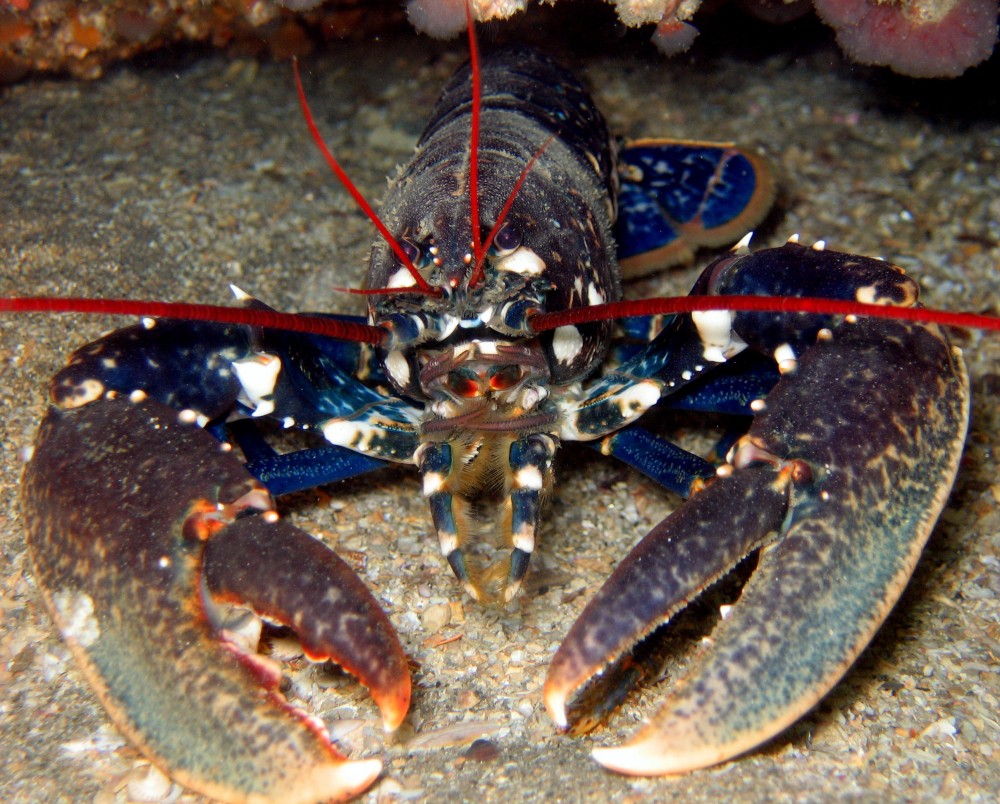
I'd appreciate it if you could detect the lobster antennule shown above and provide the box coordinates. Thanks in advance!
[292,59,437,297]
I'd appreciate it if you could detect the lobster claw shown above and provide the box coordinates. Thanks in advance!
[23,396,410,803]
[545,316,969,774]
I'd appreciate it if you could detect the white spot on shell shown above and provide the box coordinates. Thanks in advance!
[855,284,884,305]
[384,350,410,387]
[129,389,147,403]
[232,352,281,418]
[423,472,445,497]
[515,466,543,490]
[552,325,583,365]
[616,381,661,416]
[691,309,747,363]
[439,533,457,556]
[177,409,198,424]
[773,343,798,375]
[386,267,417,289]
[52,590,100,647]
[321,418,382,454]
[60,378,105,409]
[513,528,535,553]
[500,247,545,276]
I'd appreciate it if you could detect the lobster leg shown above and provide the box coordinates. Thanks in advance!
[596,425,715,497]
[23,395,409,803]
[227,417,389,496]
[545,315,969,773]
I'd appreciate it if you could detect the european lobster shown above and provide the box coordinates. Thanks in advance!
[3,22,999,804]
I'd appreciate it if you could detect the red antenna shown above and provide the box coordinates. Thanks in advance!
[462,3,555,290]
[292,59,436,296]
[0,297,388,344]
[3,292,996,340]
[528,294,1000,333]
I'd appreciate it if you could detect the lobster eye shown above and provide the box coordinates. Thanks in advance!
[493,223,521,254]
[400,238,421,266]
[488,365,523,391]
[446,370,480,398]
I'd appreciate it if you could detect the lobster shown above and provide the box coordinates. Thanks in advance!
[4,20,999,804]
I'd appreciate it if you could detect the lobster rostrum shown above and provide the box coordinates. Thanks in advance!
[8,21,999,804]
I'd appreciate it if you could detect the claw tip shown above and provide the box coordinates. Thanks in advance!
[329,757,384,797]
[592,725,736,777]
[542,684,569,730]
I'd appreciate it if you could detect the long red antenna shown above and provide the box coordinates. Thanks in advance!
[292,59,436,296]
[528,295,1000,333]
[0,297,388,344]
[2,293,996,347]
[466,2,483,270]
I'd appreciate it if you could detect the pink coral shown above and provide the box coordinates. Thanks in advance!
[651,19,700,54]
[813,0,998,78]
[407,0,470,38]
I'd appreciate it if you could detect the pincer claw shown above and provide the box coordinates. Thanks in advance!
[23,396,409,802]
[545,318,969,774]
